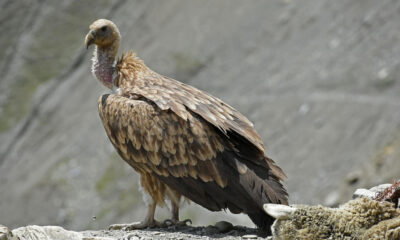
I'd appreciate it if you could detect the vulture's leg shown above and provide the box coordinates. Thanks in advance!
[109,200,165,230]
[163,188,192,227]
[109,173,168,230]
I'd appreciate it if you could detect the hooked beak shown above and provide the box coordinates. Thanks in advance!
[85,30,95,49]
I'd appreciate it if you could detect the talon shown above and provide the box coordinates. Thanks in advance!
[163,218,192,227]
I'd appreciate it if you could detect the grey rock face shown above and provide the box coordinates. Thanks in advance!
[1,0,400,231]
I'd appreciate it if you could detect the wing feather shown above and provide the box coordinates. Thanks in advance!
[98,92,286,204]
[115,52,264,152]
[115,53,288,183]
[98,94,228,187]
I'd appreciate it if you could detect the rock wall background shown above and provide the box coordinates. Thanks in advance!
[1,0,399,231]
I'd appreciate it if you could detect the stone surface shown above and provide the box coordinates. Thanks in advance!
[353,184,393,199]
[1,0,400,231]
[353,188,377,199]
[0,225,16,240]
[214,221,234,233]
[0,225,263,240]
[12,226,82,240]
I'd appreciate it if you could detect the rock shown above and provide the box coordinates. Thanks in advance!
[353,188,376,199]
[353,183,393,199]
[214,221,233,233]
[0,225,16,240]
[370,183,393,193]
[242,234,258,239]
[83,237,115,240]
[12,225,83,240]
[201,226,219,235]
[0,224,262,240]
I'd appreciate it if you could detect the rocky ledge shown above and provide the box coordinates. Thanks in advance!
[0,224,264,240]
[1,182,399,240]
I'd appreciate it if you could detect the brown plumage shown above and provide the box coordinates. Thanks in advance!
[85,19,288,235]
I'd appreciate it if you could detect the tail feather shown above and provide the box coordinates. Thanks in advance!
[222,152,287,235]
[157,149,287,236]
[248,209,275,236]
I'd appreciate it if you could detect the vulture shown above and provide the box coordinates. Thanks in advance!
[85,19,288,235]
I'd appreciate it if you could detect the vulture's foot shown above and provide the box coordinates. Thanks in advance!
[109,220,166,230]
[163,218,192,228]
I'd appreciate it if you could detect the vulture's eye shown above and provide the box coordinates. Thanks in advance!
[101,26,107,32]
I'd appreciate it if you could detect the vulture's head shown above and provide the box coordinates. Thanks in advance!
[85,19,121,50]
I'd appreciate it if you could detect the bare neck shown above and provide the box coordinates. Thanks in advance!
[91,44,118,89]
